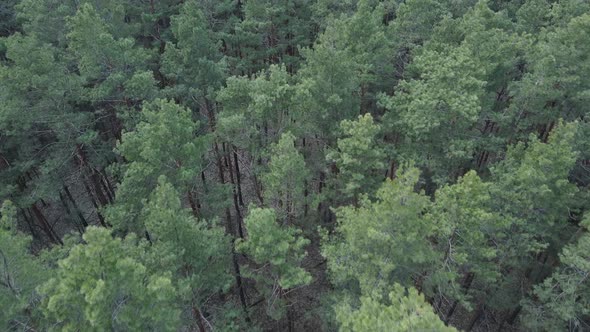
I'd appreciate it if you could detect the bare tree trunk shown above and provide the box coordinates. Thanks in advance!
[81,177,107,227]
[466,304,484,331]
[20,208,39,241]
[303,180,308,217]
[201,171,208,192]
[253,173,264,205]
[30,204,62,245]
[225,144,244,238]
[233,149,245,206]
[99,168,115,203]
[63,185,88,227]
[59,191,83,235]
[284,288,294,332]
[191,306,207,332]
[214,142,249,317]
[90,171,109,206]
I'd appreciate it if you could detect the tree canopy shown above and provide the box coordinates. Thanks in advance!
[1,0,589,330]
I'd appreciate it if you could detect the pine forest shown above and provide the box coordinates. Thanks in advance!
[1,0,590,331]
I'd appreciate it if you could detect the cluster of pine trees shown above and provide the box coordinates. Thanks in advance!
[1,0,590,330]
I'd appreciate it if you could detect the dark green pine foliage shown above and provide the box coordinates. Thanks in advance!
[521,215,590,331]
[237,207,311,320]
[1,0,590,330]
[161,0,226,116]
[142,177,234,330]
[107,99,209,234]
[39,227,181,331]
[238,0,314,74]
[0,201,47,330]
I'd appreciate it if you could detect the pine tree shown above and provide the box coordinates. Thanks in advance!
[237,207,311,320]
[429,171,506,321]
[262,132,309,223]
[107,99,209,233]
[521,215,590,331]
[295,0,393,139]
[336,284,456,332]
[161,0,226,114]
[238,0,313,74]
[326,113,386,203]
[0,200,46,331]
[66,3,156,105]
[480,121,580,324]
[511,13,590,137]
[39,227,180,331]
[322,167,437,296]
[216,64,296,155]
[142,176,233,331]
[0,32,103,239]
[380,43,486,183]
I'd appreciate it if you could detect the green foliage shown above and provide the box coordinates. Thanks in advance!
[516,0,551,33]
[0,0,18,37]
[66,3,155,102]
[39,227,180,331]
[217,64,296,152]
[161,0,225,108]
[430,171,505,305]
[3,0,590,330]
[0,201,46,331]
[107,99,209,233]
[238,0,313,73]
[512,13,590,131]
[391,0,450,51]
[142,176,232,306]
[262,132,310,222]
[482,121,580,312]
[326,113,385,202]
[399,35,480,115]
[237,207,311,319]
[322,167,437,295]
[238,207,311,290]
[490,121,578,247]
[336,284,456,332]
[521,216,590,331]
[381,44,486,182]
[17,0,136,46]
[0,32,90,203]
[296,0,393,138]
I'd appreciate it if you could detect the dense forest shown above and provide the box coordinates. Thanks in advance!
[1,0,590,330]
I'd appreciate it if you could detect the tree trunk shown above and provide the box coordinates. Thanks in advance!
[233,250,249,311]
[59,191,83,235]
[225,144,244,238]
[30,204,62,245]
[253,173,264,205]
[90,171,109,206]
[81,177,107,227]
[201,171,208,193]
[191,306,207,332]
[303,180,308,217]
[466,304,484,331]
[284,288,294,332]
[59,191,71,215]
[507,306,521,325]
[233,149,245,206]
[215,142,249,318]
[63,185,88,227]
[99,168,115,203]
[20,208,39,241]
